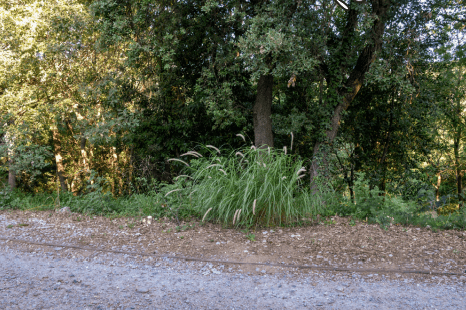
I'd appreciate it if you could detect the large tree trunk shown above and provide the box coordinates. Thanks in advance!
[310,0,390,181]
[253,74,274,148]
[52,129,67,192]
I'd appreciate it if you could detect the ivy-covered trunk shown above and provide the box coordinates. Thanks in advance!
[253,74,274,148]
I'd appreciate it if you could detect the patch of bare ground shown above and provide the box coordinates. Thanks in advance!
[1,210,465,281]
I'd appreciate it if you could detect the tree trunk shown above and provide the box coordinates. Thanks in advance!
[436,172,441,202]
[455,137,463,203]
[253,74,274,148]
[350,163,355,203]
[5,130,16,190]
[52,129,67,192]
[8,158,16,190]
[454,66,464,206]
[310,0,390,181]
[80,137,89,172]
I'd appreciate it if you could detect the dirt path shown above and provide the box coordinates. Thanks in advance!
[1,210,466,309]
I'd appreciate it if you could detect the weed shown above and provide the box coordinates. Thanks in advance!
[128,223,135,229]
[179,236,184,239]
[76,216,82,222]
[176,225,191,232]
[118,225,123,229]
[6,224,13,229]
[18,223,28,227]
[246,233,256,242]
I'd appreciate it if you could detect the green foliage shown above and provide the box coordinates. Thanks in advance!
[437,203,460,216]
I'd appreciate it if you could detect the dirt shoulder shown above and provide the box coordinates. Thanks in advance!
[1,210,466,281]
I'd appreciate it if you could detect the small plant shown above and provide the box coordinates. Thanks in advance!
[118,225,124,229]
[76,216,82,222]
[18,223,29,227]
[179,236,184,239]
[349,220,356,226]
[246,233,256,242]
[437,203,460,216]
[176,225,190,232]
[6,224,13,229]
[209,239,214,242]
[128,223,135,229]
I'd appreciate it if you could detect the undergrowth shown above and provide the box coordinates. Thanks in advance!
[1,147,465,232]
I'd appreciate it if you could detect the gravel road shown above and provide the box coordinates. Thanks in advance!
[1,239,465,310]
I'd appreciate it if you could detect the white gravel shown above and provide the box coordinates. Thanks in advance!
[1,239,465,309]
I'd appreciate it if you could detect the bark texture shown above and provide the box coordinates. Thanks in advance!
[253,74,274,148]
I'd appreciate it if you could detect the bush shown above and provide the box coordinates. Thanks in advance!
[171,145,328,227]
[437,203,460,216]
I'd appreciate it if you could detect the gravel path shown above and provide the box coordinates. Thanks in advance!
[1,240,465,310]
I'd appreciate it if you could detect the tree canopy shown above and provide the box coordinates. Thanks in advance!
[1,0,465,213]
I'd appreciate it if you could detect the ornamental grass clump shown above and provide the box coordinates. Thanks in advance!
[184,145,324,227]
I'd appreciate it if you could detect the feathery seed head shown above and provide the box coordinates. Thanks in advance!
[296,167,306,175]
[218,169,227,175]
[233,209,239,225]
[202,207,213,222]
[206,145,221,154]
[236,133,246,142]
[253,199,256,215]
[175,175,193,180]
[165,188,182,197]
[168,158,190,167]
[181,151,202,158]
